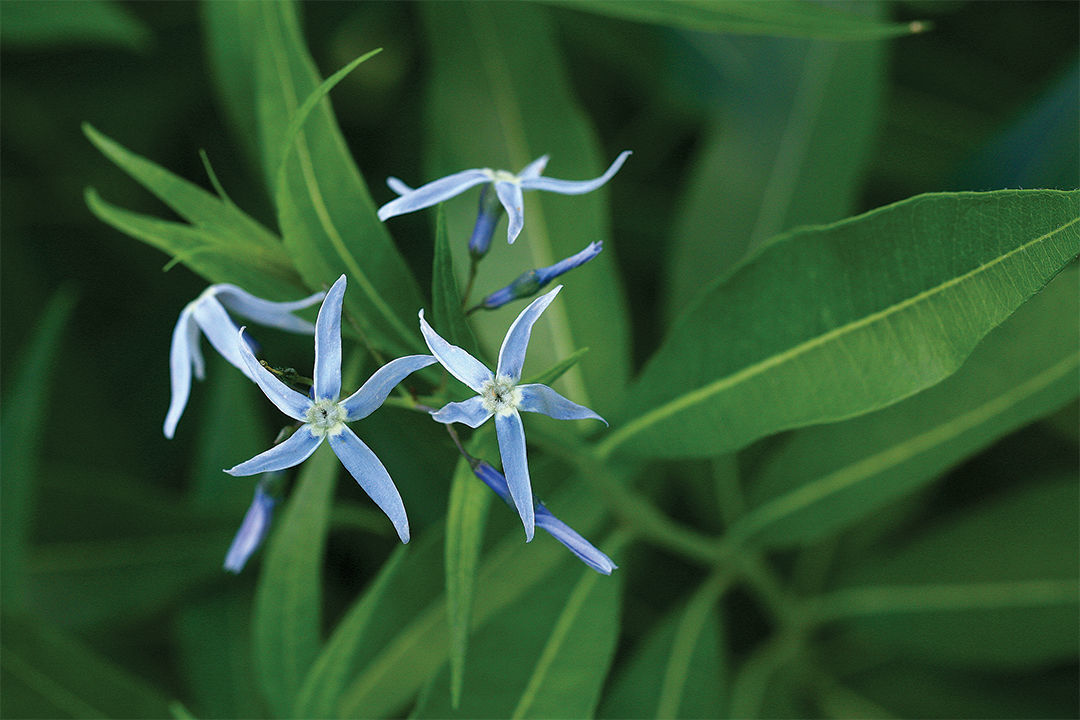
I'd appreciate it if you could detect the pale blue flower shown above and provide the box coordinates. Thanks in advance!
[379,151,632,245]
[224,478,278,573]
[480,242,603,310]
[165,284,325,438]
[473,461,616,574]
[225,275,436,544]
[419,285,606,540]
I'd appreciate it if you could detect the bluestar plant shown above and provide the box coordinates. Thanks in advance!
[225,275,436,543]
[419,285,606,541]
[479,241,603,310]
[472,461,616,575]
[378,151,631,245]
[224,477,278,573]
[165,284,325,438]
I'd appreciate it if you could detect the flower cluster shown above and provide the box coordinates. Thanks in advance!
[165,153,628,574]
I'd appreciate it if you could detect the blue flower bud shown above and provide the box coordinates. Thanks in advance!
[468,185,505,259]
[224,483,277,573]
[480,242,603,310]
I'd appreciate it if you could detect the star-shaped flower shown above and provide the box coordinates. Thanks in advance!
[378,151,631,244]
[165,284,325,438]
[419,285,606,540]
[225,275,436,543]
[472,461,616,574]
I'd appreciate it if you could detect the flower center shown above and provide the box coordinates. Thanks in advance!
[304,399,346,436]
[486,169,521,185]
[480,374,522,416]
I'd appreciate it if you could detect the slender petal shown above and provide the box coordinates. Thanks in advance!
[236,328,311,421]
[418,309,492,392]
[226,426,322,476]
[341,354,437,421]
[377,169,491,221]
[517,154,550,180]
[430,396,493,428]
[313,275,346,401]
[215,284,324,334]
[496,285,562,381]
[192,295,249,374]
[518,383,607,424]
[494,180,525,244]
[328,427,410,543]
[495,411,534,541]
[519,150,631,195]
[164,307,198,438]
[224,486,276,573]
[536,505,617,575]
[386,176,413,195]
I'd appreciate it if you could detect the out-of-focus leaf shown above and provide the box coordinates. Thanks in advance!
[542,0,925,40]
[818,478,1079,668]
[0,0,150,50]
[599,578,726,719]
[85,188,301,299]
[1,288,75,609]
[666,14,885,316]
[603,190,1080,460]
[1,613,171,719]
[414,550,624,719]
[331,480,609,718]
[735,264,1079,548]
[253,443,338,716]
[422,1,630,412]
[201,1,261,173]
[254,0,423,354]
[433,205,480,356]
[174,590,263,719]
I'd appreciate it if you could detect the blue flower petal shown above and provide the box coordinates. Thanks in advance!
[536,504,617,574]
[224,485,276,573]
[494,180,525,244]
[386,176,413,195]
[518,383,607,425]
[495,410,534,541]
[192,295,248,373]
[164,307,199,438]
[236,327,312,421]
[418,309,493,393]
[226,426,322,476]
[341,354,437,421]
[313,275,346,401]
[517,154,550,180]
[431,396,493,428]
[496,285,562,381]
[518,150,631,195]
[377,169,491,221]
[327,426,410,543]
[215,284,324,334]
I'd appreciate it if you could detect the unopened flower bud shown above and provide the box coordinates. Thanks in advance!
[468,185,505,259]
[480,242,602,310]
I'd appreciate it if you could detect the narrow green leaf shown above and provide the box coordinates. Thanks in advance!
[1,613,171,719]
[422,1,631,411]
[334,480,610,718]
[666,18,886,317]
[542,0,927,40]
[254,0,424,353]
[734,265,1080,547]
[201,0,262,173]
[445,455,493,709]
[817,478,1079,668]
[1,289,76,610]
[253,443,338,715]
[656,572,729,719]
[0,0,150,50]
[433,204,480,356]
[85,188,303,299]
[603,190,1080,459]
[525,347,590,387]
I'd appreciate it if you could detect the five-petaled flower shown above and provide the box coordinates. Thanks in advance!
[225,275,436,544]
[165,284,325,439]
[378,151,631,245]
[419,285,606,541]
[473,461,616,574]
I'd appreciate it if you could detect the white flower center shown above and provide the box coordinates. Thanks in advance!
[487,169,521,185]
[305,399,347,437]
[480,374,522,416]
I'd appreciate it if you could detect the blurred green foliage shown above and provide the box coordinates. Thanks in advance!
[2,1,1077,718]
